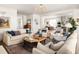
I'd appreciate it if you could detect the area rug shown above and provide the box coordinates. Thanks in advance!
[7,43,31,54]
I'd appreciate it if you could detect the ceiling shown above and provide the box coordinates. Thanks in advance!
[0,4,79,15]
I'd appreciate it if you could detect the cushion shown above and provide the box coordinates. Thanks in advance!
[19,29,26,34]
[7,31,15,36]
[37,43,55,54]
[50,41,64,51]
[32,48,46,54]
[14,31,21,35]
[0,45,7,54]
[11,34,28,40]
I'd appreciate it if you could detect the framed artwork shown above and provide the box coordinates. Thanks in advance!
[0,16,10,28]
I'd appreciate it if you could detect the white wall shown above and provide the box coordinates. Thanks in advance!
[22,15,27,25]
[32,14,40,34]
[17,14,27,29]
[72,9,79,21]
[0,7,17,41]
[27,14,40,34]
[0,7,18,29]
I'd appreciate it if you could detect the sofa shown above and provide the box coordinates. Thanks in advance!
[32,29,77,54]
[3,29,28,46]
[0,45,7,54]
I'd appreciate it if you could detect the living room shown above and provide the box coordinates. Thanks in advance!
[0,4,79,54]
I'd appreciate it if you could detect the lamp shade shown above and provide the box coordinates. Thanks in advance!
[65,23,72,28]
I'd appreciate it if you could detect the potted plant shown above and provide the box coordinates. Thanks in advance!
[68,17,77,33]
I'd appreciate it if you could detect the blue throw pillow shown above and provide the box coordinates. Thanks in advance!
[11,31,15,36]
[7,31,15,36]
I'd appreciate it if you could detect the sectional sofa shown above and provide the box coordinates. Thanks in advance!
[0,45,7,54]
[32,28,78,54]
[2,27,79,54]
[3,29,28,46]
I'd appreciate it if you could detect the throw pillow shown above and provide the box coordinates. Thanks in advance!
[7,31,15,36]
[14,31,21,35]
[11,31,15,36]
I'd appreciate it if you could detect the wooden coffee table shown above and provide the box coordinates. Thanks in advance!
[32,35,46,43]
[23,35,47,52]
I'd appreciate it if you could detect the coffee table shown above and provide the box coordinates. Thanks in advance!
[23,35,46,52]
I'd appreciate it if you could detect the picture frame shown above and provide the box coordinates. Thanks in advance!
[0,16,10,28]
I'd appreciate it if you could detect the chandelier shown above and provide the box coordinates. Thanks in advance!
[35,4,48,14]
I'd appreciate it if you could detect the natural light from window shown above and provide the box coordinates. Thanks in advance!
[49,19,58,28]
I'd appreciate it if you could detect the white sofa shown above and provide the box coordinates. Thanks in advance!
[0,45,7,54]
[3,29,28,46]
[57,29,77,54]
[33,43,55,54]
[32,29,77,54]
[75,26,79,54]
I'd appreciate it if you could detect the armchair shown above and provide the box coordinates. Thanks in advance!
[32,43,55,54]
[32,41,64,54]
[32,29,77,54]
[45,41,64,51]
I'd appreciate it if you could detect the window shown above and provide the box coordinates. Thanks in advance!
[49,19,58,27]
[45,17,60,28]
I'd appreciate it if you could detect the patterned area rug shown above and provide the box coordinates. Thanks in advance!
[7,43,31,54]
